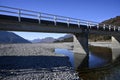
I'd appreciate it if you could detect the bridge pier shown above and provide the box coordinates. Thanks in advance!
[112,36,120,61]
[73,32,89,69]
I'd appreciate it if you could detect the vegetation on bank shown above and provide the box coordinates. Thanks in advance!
[54,37,73,42]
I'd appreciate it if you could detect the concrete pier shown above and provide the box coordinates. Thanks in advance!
[73,32,89,69]
[112,36,120,61]
[73,32,89,54]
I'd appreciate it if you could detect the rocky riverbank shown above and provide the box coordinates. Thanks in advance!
[0,67,79,80]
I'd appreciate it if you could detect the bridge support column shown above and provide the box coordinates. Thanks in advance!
[73,32,89,69]
[112,35,120,61]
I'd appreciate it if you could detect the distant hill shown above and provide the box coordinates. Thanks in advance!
[40,37,56,43]
[31,35,73,43]
[31,38,41,43]
[0,31,31,43]
[31,37,56,43]
[54,34,73,42]
[57,34,73,41]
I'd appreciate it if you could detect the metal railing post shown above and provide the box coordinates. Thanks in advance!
[67,18,70,27]
[118,27,120,31]
[54,16,57,26]
[103,24,106,30]
[38,13,41,24]
[114,26,116,31]
[97,24,99,30]
[109,25,111,31]
[78,20,80,28]
[18,9,21,22]
[89,22,91,29]
[87,22,89,29]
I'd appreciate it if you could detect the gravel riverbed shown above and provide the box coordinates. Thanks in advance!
[0,67,79,80]
[0,43,73,56]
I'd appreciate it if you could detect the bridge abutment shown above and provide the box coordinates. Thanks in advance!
[112,35,120,61]
[73,32,89,69]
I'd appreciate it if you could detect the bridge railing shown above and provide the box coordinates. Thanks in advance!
[0,6,99,27]
[0,6,119,31]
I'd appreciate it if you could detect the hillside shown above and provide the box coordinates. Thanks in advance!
[31,37,56,43]
[0,31,31,43]
[54,37,73,42]
[89,16,120,41]
[54,35,73,42]
[101,16,120,26]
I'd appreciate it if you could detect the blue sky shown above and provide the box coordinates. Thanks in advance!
[1,0,120,40]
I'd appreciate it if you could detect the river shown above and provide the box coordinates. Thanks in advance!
[55,46,120,80]
[55,46,113,69]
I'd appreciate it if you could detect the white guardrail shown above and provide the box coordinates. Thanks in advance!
[0,6,119,31]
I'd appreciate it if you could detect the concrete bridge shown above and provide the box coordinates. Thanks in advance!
[0,6,120,69]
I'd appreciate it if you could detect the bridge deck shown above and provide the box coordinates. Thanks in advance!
[0,14,119,35]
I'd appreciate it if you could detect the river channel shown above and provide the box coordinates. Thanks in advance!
[55,45,120,80]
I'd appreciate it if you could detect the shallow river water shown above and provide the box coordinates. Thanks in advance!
[55,46,113,69]
[55,46,120,80]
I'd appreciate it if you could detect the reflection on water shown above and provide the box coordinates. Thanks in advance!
[56,46,120,80]
[79,46,120,80]
[89,46,112,68]
[55,46,112,69]
[89,52,108,68]
[55,49,74,67]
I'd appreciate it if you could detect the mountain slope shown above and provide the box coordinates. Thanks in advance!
[57,34,73,41]
[31,39,41,43]
[89,16,120,41]
[0,31,31,43]
[40,37,56,43]
[55,34,73,42]
[101,16,120,26]
[31,37,56,43]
